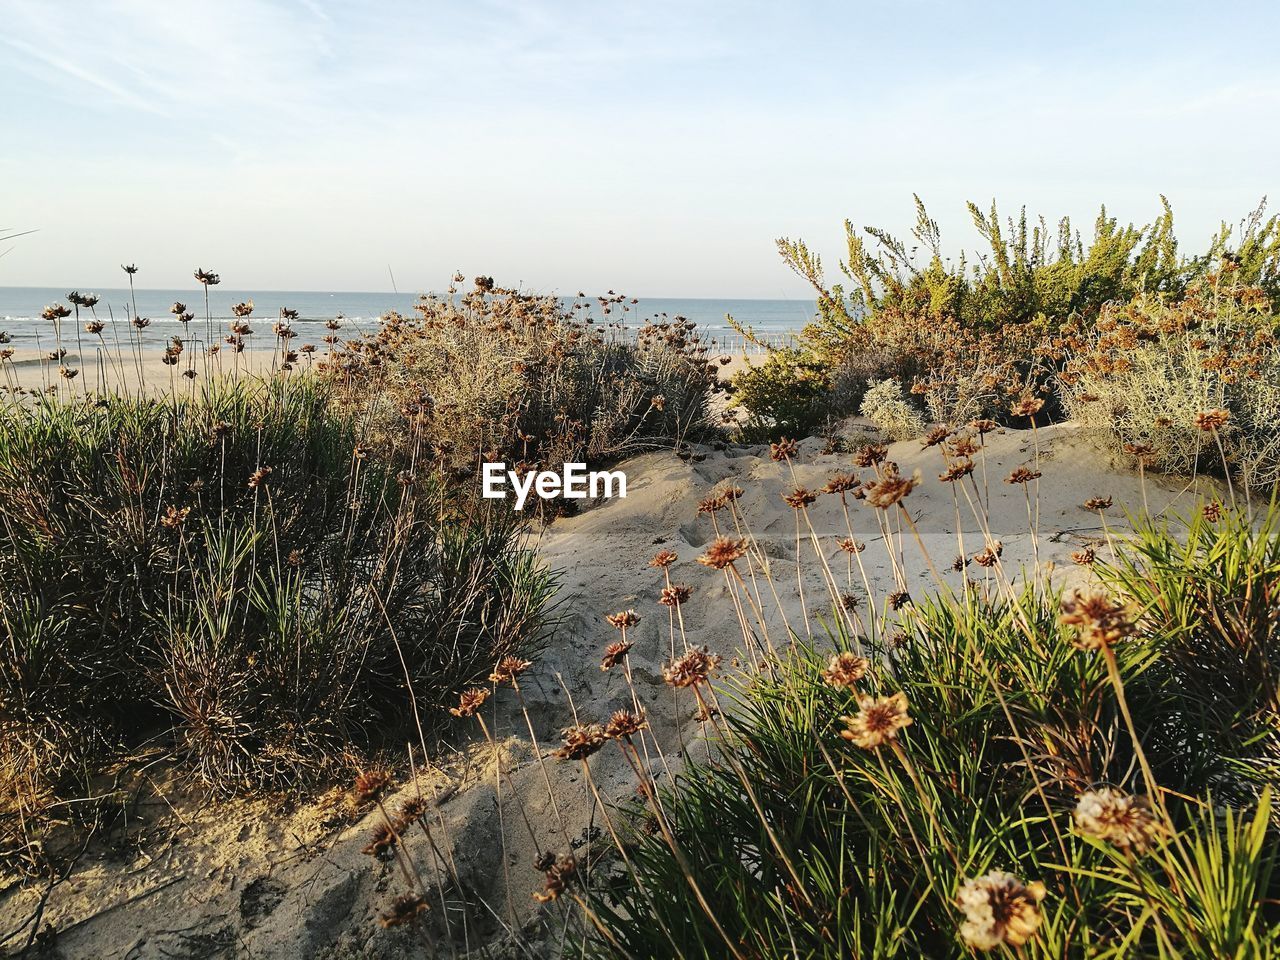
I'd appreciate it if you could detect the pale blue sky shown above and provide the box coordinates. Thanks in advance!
[2,0,1278,296]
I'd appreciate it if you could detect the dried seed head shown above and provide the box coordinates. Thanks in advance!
[605,609,641,630]
[770,437,799,462]
[1006,466,1042,484]
[660,584,692,607]
[398,796,431,825]
[972,541,1003,568]
[939,459,974,483]
[922,426,951,448]
[1011,396,1045,418]
[1060,589,1135,650]
[1194,408,1230,432]
[663,647,720,688]
[697,536,748,570]
[361,822,398,858]
[449,687,490,718]
[554,723,608,760]
[853,443,888,467]
[956,871,1046,950]
[378,893,428,928]
[822,472,860,494]
[650,549,678,568]
[604,708,648,740]
[1070,547,1096,566]
[822,652,870,689]
[489,656,532,685]
[1074,788,1163,851]
[600,640,633,671]
[353,768,393,803]
[969,418,997,435]
[1203,499,1222,522]
[888,590,911,611]
[532,855,577,903]
[782,486,817,509]
[247,466,273,489]
[837,537,866,554]
[160,505,190,530]
[1084,495,1113,511]
[862,465,920,509]
[840,692,912,749]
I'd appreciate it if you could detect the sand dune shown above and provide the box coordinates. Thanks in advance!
[0,424,1217,958]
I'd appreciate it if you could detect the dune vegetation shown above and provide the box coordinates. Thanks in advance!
[1,202,1278,957]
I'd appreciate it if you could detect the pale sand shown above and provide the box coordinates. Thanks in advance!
[0,422,1219,958]
[1,347,317,396]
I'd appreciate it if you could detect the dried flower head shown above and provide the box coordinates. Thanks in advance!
[939,459,975,483]
[362,822,398,858]
[532,855,577,903]
[840,692,912,749]
[650,549,678,568]
[605,609,641,630]
[1060,589,1135,650]
[837,537,866,554]
[922,426,951,448]
[1011,396,1045,418]
[160,505,190,530]
[862,465,921,509]
[600,640,633,671]
[489,656,532,685]
[1194,408,1231,432]
[354,768,392,803]
[1203,499,1222,522]
[697,536,748,570]
[194,268,220,285]
[969,418,997,435]
[554,723,608,760]
[888,590,911,611]
[770,437,799,462]
[956,871,1046,950]
[782,486,817,509]
[378,893,428,928]
[604,708,648,740]
[1070,546,1096,566]
[1084,495,1113,511]
[972,541,1003,568]
[822,652,870,689]
[822,472,860,494]
[663,647,721,688]
[449,687,490,718]
[853,443,889,467]
[1006,466,1042,484]
[1074,787,1163,851]
[660,584,692,607]
[247,466,273,489]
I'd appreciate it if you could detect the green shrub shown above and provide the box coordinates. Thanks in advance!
[736,196,1280,435]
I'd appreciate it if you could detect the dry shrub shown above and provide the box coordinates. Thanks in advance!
[1060,280,1280,486]
[828,305,1054,426]
[327,278,721,479]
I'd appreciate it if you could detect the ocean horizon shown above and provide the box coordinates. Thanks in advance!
[0,286,816,352]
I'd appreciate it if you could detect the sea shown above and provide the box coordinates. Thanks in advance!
[0,287,815,354]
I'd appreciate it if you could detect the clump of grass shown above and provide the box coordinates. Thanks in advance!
[0,375,555,870]
[534,446,1280,956]
[326,277,722,491]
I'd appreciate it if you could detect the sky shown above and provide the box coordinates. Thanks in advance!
[1,0,1278,297]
